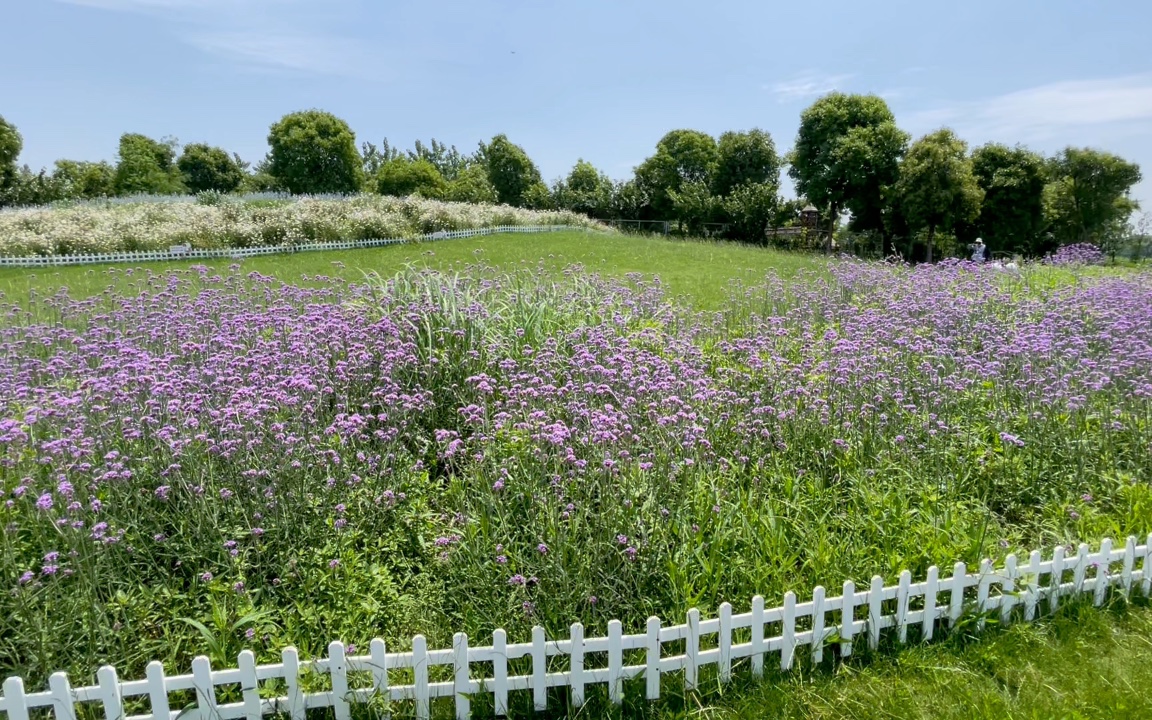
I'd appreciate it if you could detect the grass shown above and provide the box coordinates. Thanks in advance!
[638,600,1152,720]
[0,231,822,311]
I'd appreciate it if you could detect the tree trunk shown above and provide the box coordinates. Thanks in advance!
[926,225,936,263]
[826,203,837,254]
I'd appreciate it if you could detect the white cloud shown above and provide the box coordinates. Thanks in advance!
[768,73,854,102]
[905,74,1152,140]
[54,0,372,79]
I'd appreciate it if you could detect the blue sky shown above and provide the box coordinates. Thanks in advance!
[4,0,1151,210]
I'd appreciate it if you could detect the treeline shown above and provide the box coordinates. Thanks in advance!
[0,96,1144,259]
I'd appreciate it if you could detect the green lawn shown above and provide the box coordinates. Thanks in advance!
[635,600,1152,720]
[0,231,822,311]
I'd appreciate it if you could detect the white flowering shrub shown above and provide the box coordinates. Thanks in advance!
[0,194,609,256]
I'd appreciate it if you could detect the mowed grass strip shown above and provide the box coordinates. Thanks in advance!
[0,231,823,311]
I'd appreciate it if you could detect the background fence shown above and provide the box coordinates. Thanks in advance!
[0,225,586,268]
[2,534,1148,720]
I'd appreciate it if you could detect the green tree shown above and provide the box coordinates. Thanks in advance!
[554,159,613,218]
[0,114,21,199]
[444,164,498,204]
[893,128,984,262]
[712,129,780,197]
[53,160,116,199]
[609,179,651,221]
[969,144,1048,256]
[113,133,184,196]
[719,182,780,242]
[375,157,448,198]
[482,134,542,206]
[788,93,908,250]
[1043,147,1142,248]
[635,129,718,219]
[267,110,363,195]
[177,143,245,194]
[2,165,66,206]
[409,139,469,181]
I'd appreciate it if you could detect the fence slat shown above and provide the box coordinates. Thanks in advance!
[492,630,508,717]
[976,559,993,633]
[48,673,76,720]
[282,647,305,720]
[1094,538,1113,606]
[369,639,389,708]
[1050,545,1067,612]
[839,581,855,658]
[2,677,28,720]
[949,561,967,627]
[750,595,766,675]
[1073,544,1090,595]
[718,603,733,682]
[1122,537,1136,598]
[685,609,700,691]
[896,571,911,644]
[922,567,938,642]
[569,623,585,707]
[98,666,123,720]
[237,651,262,720]
[190,657,213,720]
[1001,554,1018,625]
[453,633,469,720]
[329,641,350,720]
[607,620,623,704]
[531,627,546,711]
[793,588,815,667]
[413,635,429,720]
[867,577,883,651]
[781,593,797,670]
[645,616,661,700]
[1024,551,1042,621]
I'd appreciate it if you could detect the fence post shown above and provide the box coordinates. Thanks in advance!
[781,592,797,671]
[569,622,585,707]
[948,561,967,628]
[3,677,29,720]
[1122,537,1136,598]
[750,595,765,676]
[976,559,993,633]
[329,641,350,720]
[412,635,430,720]
[922,567,938,642]
[531,627,546,712]
[839,581,855,657]
[802,588,823,666]
[453,633,469,720]
[369,639,389,710]
[237,651,262,720]
[49,673,77,720]
[1024,551,1042,622]
[1142,534,1152,597]
[191,657,213,720]
[1094,538,1113,606]
[867,577,883,651]
[1000,554,1018,625]
[718,603,732,683]
[492,630,508,717]
[685,609,700,691]
[607,620,623,704]
[645,616,661,700]
[1050,545,1067,612]
[896,571,911,644]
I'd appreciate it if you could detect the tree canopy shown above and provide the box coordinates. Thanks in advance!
[893,129,984,262]
[482,134,543,206]
[177,143,245,194]
[970,143,1047,256]
[375,157,448,198]
[113,133,184,196]
[1044,147,1142,248]
[267,110,363,195]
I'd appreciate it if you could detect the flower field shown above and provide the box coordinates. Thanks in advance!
[2,254,1151,693]
[0,195,607,256]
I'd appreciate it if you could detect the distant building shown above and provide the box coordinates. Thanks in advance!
[767,202,825,247]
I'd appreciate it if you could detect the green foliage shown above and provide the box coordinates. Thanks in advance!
[609,179,651,221]
[444,163,498,204]
[1044,147,1142,249]
[970,143,1048,256]
[0,114,21,199]
[267,110,363,195]
[520,180,553,210]
[409,138,470,181]
[635,129,719,218]
[720,182,780,242]
[713,129,780,197]
[374,157,448,198]
[177,143,245,194]
[113,133,185,196]
[894,128,984,261]
[553,159,614,218]
[52,160,116,199]
[0,165,66,206]
[788,93,908,241]
[667,179,719,234]
[482,134,543,206]
[238,157,281,193]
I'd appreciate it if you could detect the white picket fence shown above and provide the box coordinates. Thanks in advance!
[0,225,584,268]
[2,535,1149,720]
